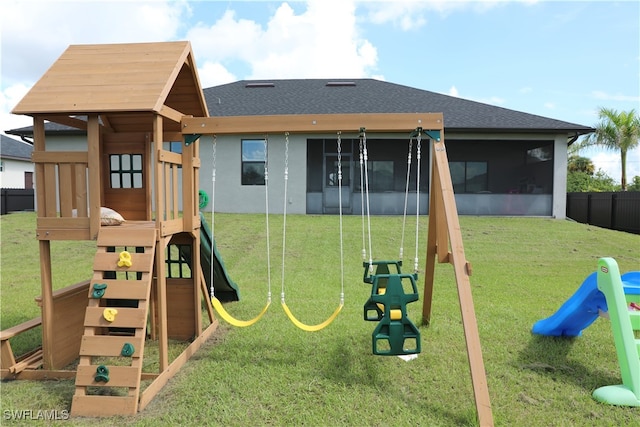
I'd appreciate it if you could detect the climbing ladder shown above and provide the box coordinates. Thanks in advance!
[71,225,157,417]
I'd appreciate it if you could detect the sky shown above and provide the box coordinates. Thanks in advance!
[1,0,638,183]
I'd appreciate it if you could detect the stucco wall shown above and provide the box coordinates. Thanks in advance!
[200,133,308,214]
[0,158,33,189]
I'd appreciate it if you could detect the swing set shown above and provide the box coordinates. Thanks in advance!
[6,41,490,424]
[183,112,494,426]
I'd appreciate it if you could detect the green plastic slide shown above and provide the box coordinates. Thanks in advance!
[190,213,240,302]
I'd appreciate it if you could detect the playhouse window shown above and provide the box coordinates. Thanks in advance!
[241,139,266,185]
[450,161,488,193]
[166,244,192,279]
[110,154,143,189]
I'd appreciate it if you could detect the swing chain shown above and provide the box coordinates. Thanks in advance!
[414,131,422,274]
[284,132,289,182]
[337,131,342,183]
[359,128,374,275]
[337,132,345,305]
[210,135,217,299]
[264,135,269,184]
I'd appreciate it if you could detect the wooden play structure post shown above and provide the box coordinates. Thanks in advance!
[422,133,494,427]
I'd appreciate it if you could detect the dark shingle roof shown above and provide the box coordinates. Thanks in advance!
[7,78,594,137]
[204,78,593,134]
[1,134,33,160]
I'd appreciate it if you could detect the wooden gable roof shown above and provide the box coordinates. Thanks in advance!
[12,41,208,133]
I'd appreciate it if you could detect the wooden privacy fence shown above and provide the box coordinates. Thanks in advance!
[566,192,640,234]
[0,189,35,215]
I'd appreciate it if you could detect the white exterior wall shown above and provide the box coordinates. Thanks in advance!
[0,158,33,188]
[200,133,307,214]
[552,134,569,219]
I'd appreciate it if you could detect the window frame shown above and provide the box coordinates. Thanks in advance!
[241,139,267,186]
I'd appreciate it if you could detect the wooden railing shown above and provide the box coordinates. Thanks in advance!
[156,148,183,236]
[31,151,99,240]
[155,138,200,237]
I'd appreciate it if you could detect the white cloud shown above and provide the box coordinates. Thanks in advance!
[444,85,504,105]
[519,86,533,94]
[187,1,378,80]
[365,1,429,30]
[544,102,556,110]
[0,83,32,133]
[1,1,190,86]
[587,147,640,184]
[361,0,535,28]
[1,0,191,132]
[592,90,640,103]
[198,62,237,88]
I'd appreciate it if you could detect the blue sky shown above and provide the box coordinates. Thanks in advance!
[1,0,638,181]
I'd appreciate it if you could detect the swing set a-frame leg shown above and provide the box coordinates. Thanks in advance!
[422,134,494,427]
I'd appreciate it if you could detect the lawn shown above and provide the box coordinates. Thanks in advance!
[1,212,639,426]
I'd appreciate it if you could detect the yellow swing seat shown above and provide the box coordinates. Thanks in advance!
[281,300,343,332]
[211,296,270,328]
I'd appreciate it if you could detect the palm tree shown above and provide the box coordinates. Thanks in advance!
[579,108,640,190]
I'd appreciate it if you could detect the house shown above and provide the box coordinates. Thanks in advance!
[0,134,34,189]
[7,78,594,219]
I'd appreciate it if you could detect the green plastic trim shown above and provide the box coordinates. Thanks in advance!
[184,134,202,146]
[94,365,110,383]
[198,190,209,209]
[121,343,135,357]
[91,283,107,299]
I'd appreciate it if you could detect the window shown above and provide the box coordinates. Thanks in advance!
[355,160,394,192]
[526,145,553,164]
[110,154,143,189]
[450,161,488,193]
[166,244,192,279]
[0,161,3,171]
[242,139,266,185]
[169,141,183,154]
[326,156,351,187]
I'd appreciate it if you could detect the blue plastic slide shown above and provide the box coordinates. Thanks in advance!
[531,272,607,337]
[532,270,640,337]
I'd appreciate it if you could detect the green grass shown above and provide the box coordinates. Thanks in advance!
[1,212,639,426]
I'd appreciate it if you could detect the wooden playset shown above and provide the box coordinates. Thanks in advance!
[2,41,493,426]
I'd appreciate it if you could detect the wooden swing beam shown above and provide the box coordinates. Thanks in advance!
[182,112,443,135]
[182,112,494,427]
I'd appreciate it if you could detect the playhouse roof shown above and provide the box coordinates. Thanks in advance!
[11,41,208,133]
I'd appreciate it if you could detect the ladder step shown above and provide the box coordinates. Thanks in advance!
[79,335,144,357]
[76,365,142,387]
[83,306,147,329]
[93,252,155,273]
[71,395,138,417]
[88,280,151,300]
[97,227,156,247]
